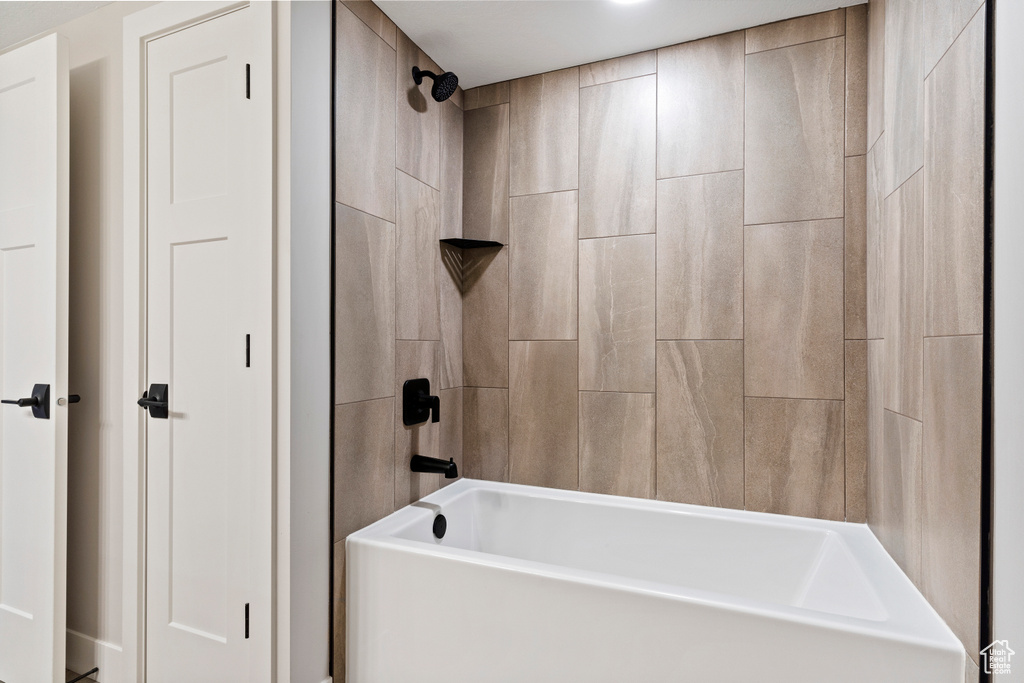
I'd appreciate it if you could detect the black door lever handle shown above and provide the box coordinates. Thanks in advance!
[138,384,169,419]
[1,384,50,419]
[2,397,39,407]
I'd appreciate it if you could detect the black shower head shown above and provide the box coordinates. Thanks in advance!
[412,66,459,102]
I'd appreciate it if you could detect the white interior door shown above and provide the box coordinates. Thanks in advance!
[143,7,269,681]
[0,33,70,683]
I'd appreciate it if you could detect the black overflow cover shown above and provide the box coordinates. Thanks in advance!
[432,513,447,539]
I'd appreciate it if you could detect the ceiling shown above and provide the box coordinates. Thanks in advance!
[376,0,866,89]
[0,1,111,51]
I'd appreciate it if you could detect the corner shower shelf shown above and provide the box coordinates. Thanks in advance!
[439,238,504,249]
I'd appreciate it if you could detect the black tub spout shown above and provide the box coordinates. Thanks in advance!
[411,454,458,479]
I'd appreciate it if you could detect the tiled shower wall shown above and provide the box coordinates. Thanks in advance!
[332,1,465,675]
[458,7,869,521]
[865,0,986,673]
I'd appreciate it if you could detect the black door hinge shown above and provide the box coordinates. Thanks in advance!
[245,334,250,368]
[245,603,250,639]
[245,63,250,99]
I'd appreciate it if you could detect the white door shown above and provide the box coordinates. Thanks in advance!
[0,33,70,683]
[143,7,270,681]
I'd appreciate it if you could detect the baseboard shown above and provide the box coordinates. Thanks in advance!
[66,628,123,683]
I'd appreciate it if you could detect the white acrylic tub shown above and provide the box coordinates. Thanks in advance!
[346,479,964,682]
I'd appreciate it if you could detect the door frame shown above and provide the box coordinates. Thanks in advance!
[121,3,274,680]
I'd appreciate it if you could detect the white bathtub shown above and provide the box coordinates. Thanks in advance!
[346,479,964,682]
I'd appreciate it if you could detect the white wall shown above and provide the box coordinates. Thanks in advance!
[281,1,332,681]
[993,2,1024,679]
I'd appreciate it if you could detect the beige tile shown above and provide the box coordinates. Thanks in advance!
[880,408,923,583]
[922,335,982,658]
[745,37,846,224]
[656,341,744,509]
[867,136,886,339]
[395,171,440,341]
[463,387,509,481]
[579,235,656,393]
[509,342,579,490]
[579,50,657,87]
[866,339,885,530]
[464,81,509,110]
[438,242,462,390]
[579,75,656,238]
[884,169,924,419]
[335,5,396,222]
[438,387,463,487]
[657,32,744,178]
[450,85,464,111]
[335,204,395,404]
[509,191,577,340]
[463,247,508,387]
[509,67,579,196]
[922,0,985,74]
[579,392,655,498]
[744,220,845,400]
[396,30,440,188]
[846,5,868,156]
[334,398,395,541]
[394,341,441,508]
[463,103,509,243]
[744,397,846,521]
[440,100,463,240]
[846,155,868,340]
[745,9,846,53]
[656,171,743,340]
[338,549,356,653]
[883,0,924,195]
[924,12,985,337]
[965,657,979,683]
[845,341,868,523]
[867,0,885,149]
[342,0,396,48]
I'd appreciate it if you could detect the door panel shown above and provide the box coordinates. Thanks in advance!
[0,33,70,683]
[144,8,262,682]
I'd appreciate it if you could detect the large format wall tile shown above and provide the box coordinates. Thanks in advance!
[579,75,656,238]
[867,0,886,148]
[922,0,985,74]
[744,220,845,399]
[463,247,508,387]
[464,81,509,110]
[579,235,656,392]
[395,171,440,340]
[880,409,923,584]
[394,341,441,508]
[867,137,886,338]
[509,67,579,195]
[396,30,440,188]
[745,9,845,53]
[579,392,655,498]
[744,397,845,521]
[922,335,982,658]
[464,387,509,481]
[924,12,984,337]
[509,342,578,489]
[509,191,577,340]
[883,0,924,195]
[440,100,463,240]
[335,204,395,404]
[657,171,743,340]
[579,50,656,87]
[343,0,396,47]
[656,341,743,509]
[846,5,868,156]
[336,5,396,222]
[884,170,924,419]
[334,398,395,542]
[845,341,868,523]
[657,32,744,179]
[745,37,845,225]
[463,104,509,243]
[867,339,885,529]
[439,387,463,487]
[846,155,868,340]
[438,245,462,389]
